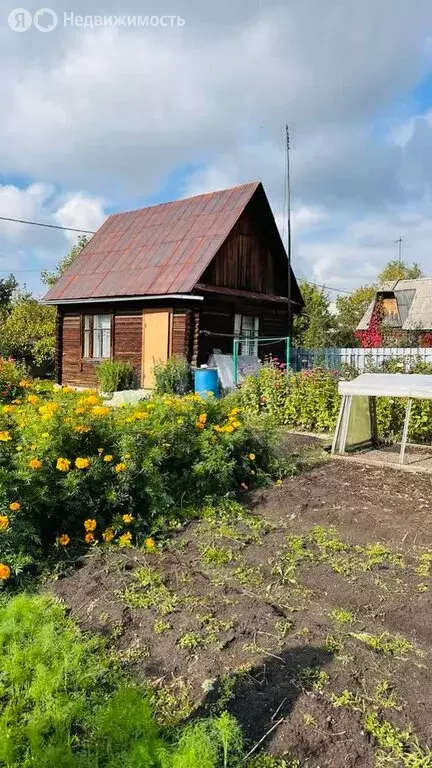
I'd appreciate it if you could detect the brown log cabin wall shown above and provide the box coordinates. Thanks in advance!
[59,304,197,386]
[198,298,289,366]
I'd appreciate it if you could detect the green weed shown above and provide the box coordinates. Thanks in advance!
[118,566,179,615]
[296,667,330,693]
[154,618,172,634]
[201,546,234,567]
[330,607,355,624]
[350,631,414,657]
[233,564,264,588]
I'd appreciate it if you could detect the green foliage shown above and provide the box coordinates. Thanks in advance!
[153,356,192,396]
[293,282,334,348]
[378,259,423,282]
[0,358,28,403]
[350,631,414,657]
[0,593,246,767]
[41,236,89,288]
[0,385,278,585]
[0,298,56,369]
[96,358,134,393]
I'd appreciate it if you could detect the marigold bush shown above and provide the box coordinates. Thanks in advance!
[0,380,279,585]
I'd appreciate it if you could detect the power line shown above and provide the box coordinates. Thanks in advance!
[0,215,96,235]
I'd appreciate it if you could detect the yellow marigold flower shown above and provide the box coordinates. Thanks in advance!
[62,386,74,394]
[134,411,148,420]
[122,513,133,524]
[230,407,240,416]
[275,479,283,486]
[19,379,32,388]
[0,515,9,530]
[75,457,90,470]
[75,407,87,416]
[118,531,132,547]
[29,458,42,470]
[115,462,126,473]
[0,431,11,442]
[3,405,14,413]
[92,406,109,417]
[231,420,241,428]
[80,395,99,407]
[84,518,97,532]
[56,457,71,472]
[102,527,115,543]
[74,425,91,434]
[123,453,131,460]
[224,425,234,434]
[0,563,11,580]
[41,432,50,439]
[249,453,256,461]
[84,532,95,544]
[9,502,20,512]
[58,533,70,547]
[27,394,39,405]
[144,536,156,551]
[103,454,113,463]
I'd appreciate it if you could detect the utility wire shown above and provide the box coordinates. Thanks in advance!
[0,215,96,235]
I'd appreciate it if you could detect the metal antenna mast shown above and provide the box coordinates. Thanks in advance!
[395,236,403,265]
[286,124,292,359]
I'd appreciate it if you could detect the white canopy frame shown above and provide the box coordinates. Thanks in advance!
[331,373,432,465]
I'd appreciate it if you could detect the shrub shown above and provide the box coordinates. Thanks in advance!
[96,359,134,393]
[0,593,245,767]
[0,358,29,403]
[0,383,281,585]
[153,356,192,396]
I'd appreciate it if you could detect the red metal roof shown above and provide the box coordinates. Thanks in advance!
[44,182,261,302]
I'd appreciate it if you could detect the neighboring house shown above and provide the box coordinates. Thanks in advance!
[44,182,304,388]
[357,278,432,337]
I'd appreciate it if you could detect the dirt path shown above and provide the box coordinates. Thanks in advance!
[53,458,432,767]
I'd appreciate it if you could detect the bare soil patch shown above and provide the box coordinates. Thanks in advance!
[53,455,432,767]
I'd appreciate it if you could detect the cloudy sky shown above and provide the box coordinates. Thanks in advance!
[1,0,432,298]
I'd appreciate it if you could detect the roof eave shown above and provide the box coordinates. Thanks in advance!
[43,293,204,306]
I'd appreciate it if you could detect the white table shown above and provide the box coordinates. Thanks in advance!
[331,373,432,464]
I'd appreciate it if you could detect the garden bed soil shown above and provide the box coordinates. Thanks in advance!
[53,456,432,768]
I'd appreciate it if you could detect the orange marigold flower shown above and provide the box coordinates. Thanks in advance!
[27,394,39,405]
[79,395,99,407]
[102,527,115,543]
[84,532,95,544]
[103,454,113,462]
[84,518,97,532]
[58,533,70,547]
[144,536,156,551]
[115,462,126,473]
[249,453,256,461]
[19,379,33,388]
[92,405,110,417]
[56,457,71,472]
[9,502,20,512]
[75,457,90,469]
[3,405,14,413]
[73,425,91,434]
[122,513,133,524]
[118,531,132,547]
[0,563,11,580]
[0,515,9,530]
[0,431,11,442]
[29,458,42,470]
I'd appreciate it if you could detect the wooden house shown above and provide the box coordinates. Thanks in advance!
[43,182,303,388]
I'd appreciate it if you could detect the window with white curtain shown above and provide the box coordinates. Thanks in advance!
[83,314,112,359]
[234,314,259,356]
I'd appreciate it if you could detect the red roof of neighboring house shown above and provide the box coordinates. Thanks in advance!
[44,182,262,302]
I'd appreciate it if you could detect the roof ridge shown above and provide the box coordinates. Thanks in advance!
[109,181,261,219]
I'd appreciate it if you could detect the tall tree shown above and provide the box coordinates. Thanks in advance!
[41,235,89,288]
[378,259,423,282]
[293,282,334,348]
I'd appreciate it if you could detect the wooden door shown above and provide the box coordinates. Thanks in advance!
[141,310,172,388]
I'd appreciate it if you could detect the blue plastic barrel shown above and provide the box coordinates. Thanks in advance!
[194,367,219,398]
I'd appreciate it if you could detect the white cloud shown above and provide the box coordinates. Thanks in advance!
[55,193,107,242]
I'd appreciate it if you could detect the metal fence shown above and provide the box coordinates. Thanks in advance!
[291,347,432,372]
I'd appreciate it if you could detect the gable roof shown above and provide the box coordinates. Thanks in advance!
[357,278,432,331]
[44,181,284,303]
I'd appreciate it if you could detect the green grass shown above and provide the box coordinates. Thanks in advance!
[0,593,251,768]
[350,631,414,658]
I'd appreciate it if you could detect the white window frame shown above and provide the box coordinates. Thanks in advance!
[234,314,259,356]
[83,314,112,359]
